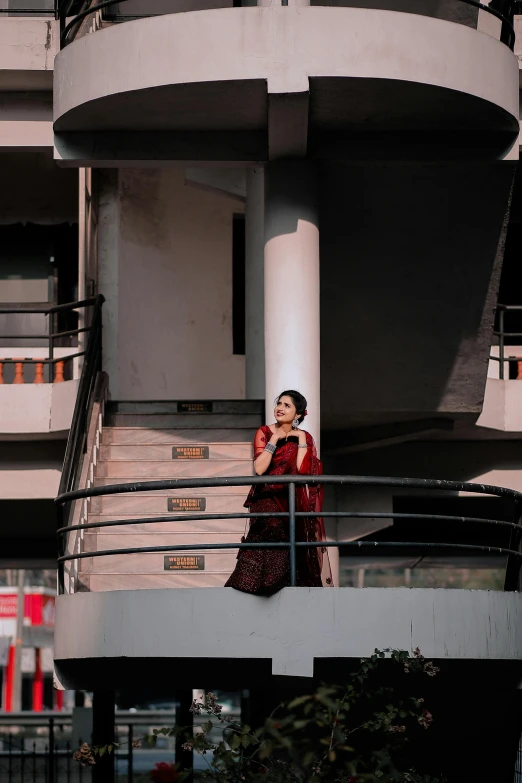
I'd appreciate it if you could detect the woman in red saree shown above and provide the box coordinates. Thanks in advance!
[225,390,333,595]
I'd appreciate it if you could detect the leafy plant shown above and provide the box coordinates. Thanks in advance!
[73,648,446,783]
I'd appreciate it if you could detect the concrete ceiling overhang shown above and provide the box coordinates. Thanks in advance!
[53,6,519,164]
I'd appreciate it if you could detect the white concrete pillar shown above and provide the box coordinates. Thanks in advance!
[245,168,265,400]
[264,161,320,450]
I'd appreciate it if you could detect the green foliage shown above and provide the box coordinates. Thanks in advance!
[74,650,446,783]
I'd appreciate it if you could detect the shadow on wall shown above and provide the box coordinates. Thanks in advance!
[319,163,514,428]
[311,0,477,27]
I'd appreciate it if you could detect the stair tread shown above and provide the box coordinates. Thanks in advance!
[87,574,231,590]
[106,414,262,428]
[96,459,254,479]
[92,481,251,493]
[79,402,262,590]
[106,400,264,415]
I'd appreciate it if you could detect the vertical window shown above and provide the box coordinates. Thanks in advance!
[232,214,246,355]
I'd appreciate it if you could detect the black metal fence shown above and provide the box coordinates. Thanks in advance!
[0,708,239,782]
[56,473,522,594]
[0,714,90,783]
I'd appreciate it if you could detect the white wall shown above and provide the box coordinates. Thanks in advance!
[101,168,245,400]
[0,378,78,436]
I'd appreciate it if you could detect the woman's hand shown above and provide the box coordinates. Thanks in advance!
[273,426,290,441]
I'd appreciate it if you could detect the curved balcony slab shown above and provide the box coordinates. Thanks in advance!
[54,587,522,688]
[53,7,519,164]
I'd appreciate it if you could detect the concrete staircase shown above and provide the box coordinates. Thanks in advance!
[80,401,263,591]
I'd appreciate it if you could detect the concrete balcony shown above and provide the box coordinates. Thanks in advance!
[476,345,522,433]
[53,3,520,165]
[54,586,522,688]
[0,13,58,148]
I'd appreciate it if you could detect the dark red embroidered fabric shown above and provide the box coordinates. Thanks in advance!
[225,425,333,595]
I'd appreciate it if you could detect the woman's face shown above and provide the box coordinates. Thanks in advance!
[274,395,297,425]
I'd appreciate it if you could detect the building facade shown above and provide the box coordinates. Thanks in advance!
[1,1,522,780]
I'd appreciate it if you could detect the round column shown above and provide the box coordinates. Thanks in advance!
[264,161,320,449]
[245,168,266,399]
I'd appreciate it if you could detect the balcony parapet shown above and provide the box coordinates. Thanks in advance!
[53,4,520,164]
[54,586,522,686]
[0,14,58,90]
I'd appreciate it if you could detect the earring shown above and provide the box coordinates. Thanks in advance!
[292,417,299,429]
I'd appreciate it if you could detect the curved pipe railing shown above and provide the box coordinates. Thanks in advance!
[0,296,102,382]
[57,0,517,49]
[57,294,104,501]
[56,474,522,595]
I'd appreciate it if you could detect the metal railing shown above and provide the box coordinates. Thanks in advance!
[56,294,103,506]
[0,298,101,385]
[0,709,213,783]
[0,3,54,15]
[56,0,517,49]
[56,474,522,595]
[491,304,522,380]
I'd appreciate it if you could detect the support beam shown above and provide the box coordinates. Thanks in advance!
[92,691,115,783]
[245,167,266,399]
[268,91,309,160]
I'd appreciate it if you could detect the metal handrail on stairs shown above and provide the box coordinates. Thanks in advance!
[56,295,104,567]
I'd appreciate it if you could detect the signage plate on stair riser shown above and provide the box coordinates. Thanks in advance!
[164,555,205,571]
[168,498,207,512]
[177,402,213,413]
[172,446,210,459]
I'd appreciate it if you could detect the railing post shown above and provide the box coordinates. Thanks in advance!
[499,307,505,379]
[48,309,54,384]
[34,361,45,384]
[128,722,134,783]
[57,503,65,595]
[54,361,65,383]
[504,499,522,591]
[288,482,297,586]
[48,717,55,783]
[13,359,25,384]
[175,691,194,782]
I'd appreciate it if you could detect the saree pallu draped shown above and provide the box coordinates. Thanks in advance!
[225,425,333,596]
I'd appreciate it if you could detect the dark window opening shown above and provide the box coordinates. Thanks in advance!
[232,213,246,356]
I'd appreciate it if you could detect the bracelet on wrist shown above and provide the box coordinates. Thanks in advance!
[298,444,308,449]
[264,442,276,454]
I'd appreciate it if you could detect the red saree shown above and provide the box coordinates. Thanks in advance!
[225,425,333,595]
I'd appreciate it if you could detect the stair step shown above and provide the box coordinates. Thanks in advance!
[102,428,257,445]
[84,533,243,551]
[92,479,252,493]
[106,400,264,415]
[90,494,247,514]
[85,517,248,534]
[86,573,232,590]
[105,414,262,429]
[95,459,254,479]
[79,551,238,574]
[99,443,253,461]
